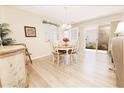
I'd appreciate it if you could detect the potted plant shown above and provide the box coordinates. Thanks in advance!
[0,23,15,46]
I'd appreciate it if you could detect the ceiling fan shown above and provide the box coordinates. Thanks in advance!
[42,20,60,27]
[42,20,73,30]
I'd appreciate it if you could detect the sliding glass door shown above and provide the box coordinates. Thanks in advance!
[98,25,110,51]
[85,24,110,52]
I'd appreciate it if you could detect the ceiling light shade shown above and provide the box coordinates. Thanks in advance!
[61,24,72,30]
[115,21,124,35]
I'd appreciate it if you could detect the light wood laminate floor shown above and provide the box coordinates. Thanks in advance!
[28,50,116,88]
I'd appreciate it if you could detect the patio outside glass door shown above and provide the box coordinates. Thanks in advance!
[85,29,98,50]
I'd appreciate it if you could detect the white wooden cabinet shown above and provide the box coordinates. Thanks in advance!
[0,45,28,87]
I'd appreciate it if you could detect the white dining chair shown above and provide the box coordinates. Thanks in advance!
[50,41,66,65]
[70,41,80,63]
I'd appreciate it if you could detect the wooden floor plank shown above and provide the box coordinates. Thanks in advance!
[28,50,116,87]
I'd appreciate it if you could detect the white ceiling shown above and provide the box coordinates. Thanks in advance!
[14,6,124,24]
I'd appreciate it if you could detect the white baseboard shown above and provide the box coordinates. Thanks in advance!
[32,54,51,61]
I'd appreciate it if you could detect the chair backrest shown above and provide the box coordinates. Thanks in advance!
[73,41,80,52]
[50,41,55,51]
[50,41,59,53]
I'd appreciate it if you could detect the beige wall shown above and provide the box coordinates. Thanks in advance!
[0,6,58,59]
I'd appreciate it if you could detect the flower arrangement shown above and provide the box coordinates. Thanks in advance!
[63,37,69,42]
[63,37,69,46]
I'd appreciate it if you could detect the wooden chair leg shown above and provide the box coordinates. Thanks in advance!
[53,55,55,64]
[72,54,74,63]
[75,54,78,63]
[53,55,57,64]
[57,55,60,65]
[70,54,73,64]
[71,54,77,63]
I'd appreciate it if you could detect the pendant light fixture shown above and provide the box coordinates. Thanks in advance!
[61,7,72,30]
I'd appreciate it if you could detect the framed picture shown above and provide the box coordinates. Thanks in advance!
[24,26,36,37]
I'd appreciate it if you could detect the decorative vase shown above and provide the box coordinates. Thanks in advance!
[65,42,68,46]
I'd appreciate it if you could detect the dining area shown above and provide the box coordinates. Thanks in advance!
[50,37,80,65]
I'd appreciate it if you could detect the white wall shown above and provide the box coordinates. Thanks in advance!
[74,13,123,51]
[0,6,58,59]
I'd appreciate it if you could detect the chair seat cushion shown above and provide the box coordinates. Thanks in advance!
[52,51,65,55]
[58,50,66,54]
[68,49,77,54]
